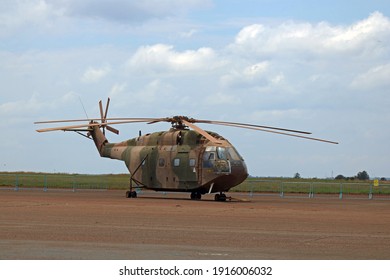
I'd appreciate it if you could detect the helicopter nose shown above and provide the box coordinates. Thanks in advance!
[206,159,248,193]
[230,160,249,186]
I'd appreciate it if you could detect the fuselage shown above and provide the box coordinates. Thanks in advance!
[95,127,248,194]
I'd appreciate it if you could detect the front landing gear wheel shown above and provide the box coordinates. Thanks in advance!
[190,191,202,200]
[214,193,227,202]
[126,191,137,198]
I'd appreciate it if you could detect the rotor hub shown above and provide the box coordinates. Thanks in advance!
[169,116,195,129]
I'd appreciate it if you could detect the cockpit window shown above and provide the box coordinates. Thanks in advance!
[203,152,215,160]
[205,146,216,152]
[227,147,242,160]
[205,146,242,161]
[216,147,227,160]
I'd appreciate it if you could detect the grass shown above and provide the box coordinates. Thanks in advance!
[0,172,129,190]
[232,177,390,195]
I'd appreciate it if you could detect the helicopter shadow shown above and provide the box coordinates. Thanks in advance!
[134,194,251,203]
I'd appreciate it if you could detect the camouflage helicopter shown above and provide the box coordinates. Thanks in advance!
[35,98,338,201]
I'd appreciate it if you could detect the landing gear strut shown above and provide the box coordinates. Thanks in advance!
[214,192,227,202]
[126,176,138,198]
[190,191,202,200]
[126,155,148,199]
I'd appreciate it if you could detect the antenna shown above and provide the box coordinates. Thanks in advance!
[78,96,89,119]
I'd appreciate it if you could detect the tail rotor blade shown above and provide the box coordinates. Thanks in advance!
[104,97,110,120]
[98,98,119,135]
[106,125,119,135]
[99,100,104,122]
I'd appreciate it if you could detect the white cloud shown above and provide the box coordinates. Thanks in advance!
[0,92,77,122]
[139,79,173,102]
[0,0,213,40]
[220,62,271,89]
[244,62,269,76]
[109,83,127,98]
[219,11,390,119]
[0,97,41,118]
[230,12,390,59]
[325,12,390,50]
[350,63,390,90]
[127,44,220,73]
[205,92,241,105]
[81,65,111,83]
[179,28,198,38]
[0,0,66,35]
[235,24,265,44]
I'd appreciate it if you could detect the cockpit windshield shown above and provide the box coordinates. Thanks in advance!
[216,147,227,160]
[227,147,242,160]
[204,146,242,161]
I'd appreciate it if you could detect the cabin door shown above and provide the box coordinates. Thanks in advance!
[173,152,198,189]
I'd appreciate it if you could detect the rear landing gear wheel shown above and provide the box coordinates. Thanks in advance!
[214,192,227,202]
[190,191,202,200]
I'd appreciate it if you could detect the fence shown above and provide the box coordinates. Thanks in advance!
[0,173,129,192]
[234,179,390,200]
[1,174,390,200]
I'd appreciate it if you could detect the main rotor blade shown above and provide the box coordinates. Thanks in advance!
[194,119,312,135]
[246,127,338,144]
[36,123,97,132]
[194,119,338,144]
[34,119,96,124]
[34,118,163,124]
[181,120,222,144]
[36,119,161,133]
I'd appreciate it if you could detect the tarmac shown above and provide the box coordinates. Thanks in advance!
[0,189,389,259]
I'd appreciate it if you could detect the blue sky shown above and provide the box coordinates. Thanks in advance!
[1,0,390,178]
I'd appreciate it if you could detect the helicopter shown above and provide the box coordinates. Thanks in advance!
[35,98,338,201]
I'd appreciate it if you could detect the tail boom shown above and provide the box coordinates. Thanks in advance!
[89,122,108,157]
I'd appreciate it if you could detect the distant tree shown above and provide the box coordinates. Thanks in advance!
[356,170,369,180]
[335,174,345,180]
[294,172,301,179]
[380,177,387,181]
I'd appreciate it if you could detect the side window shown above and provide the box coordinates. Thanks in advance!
[189,158,196,167]
[173,158,180,167]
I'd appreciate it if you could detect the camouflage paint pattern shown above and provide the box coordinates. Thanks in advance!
[90,123,248,194]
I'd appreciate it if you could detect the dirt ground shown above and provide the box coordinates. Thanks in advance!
[0,189,389,260]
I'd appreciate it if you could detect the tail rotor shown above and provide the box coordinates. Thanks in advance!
[98,98,119,135]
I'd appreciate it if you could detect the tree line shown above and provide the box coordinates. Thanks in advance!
[335,171,386,181]
[294,171,387,181]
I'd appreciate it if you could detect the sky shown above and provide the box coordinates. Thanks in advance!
[1,0,390,178]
